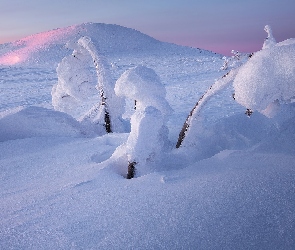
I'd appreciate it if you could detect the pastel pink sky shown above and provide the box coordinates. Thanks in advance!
[0,0,295,55]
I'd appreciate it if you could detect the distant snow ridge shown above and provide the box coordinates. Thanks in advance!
[0,23,218,67]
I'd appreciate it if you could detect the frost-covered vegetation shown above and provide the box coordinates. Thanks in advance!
[0,23,295,249]
[114,65,172,178]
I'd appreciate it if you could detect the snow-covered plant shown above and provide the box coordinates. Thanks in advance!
[233,26,295,118]
[220,50,250,71]
[176,69,239,148]
[114,65,173,178]
[262,25,276,50]
[52,40,98,119]
[52,36,125,133]
[177,25,294,148]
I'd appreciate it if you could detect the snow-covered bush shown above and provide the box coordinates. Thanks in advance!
[114,65,172,178]
[176,69,239,148]
[233,27,295,118]
[52,36,125,133]
[178,25,295,149]
[52,40,98,119]
[220,50,252,71]
[262,25,276,50]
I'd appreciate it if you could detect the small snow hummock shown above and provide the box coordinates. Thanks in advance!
[52,36,125,133]
[233,25,295,117]
[113,65,173,177]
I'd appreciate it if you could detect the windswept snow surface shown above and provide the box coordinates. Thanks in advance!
[1,23,295,249]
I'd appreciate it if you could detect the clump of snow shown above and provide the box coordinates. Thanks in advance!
[233,28,295,117]
[262,25,276,49]
[52,39,98,119]
[113,65,172,176]
[115,65,172,118]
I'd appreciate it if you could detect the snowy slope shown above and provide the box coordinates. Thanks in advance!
[0,22,217,67]
[0,23,223,140]
[0,23,295,249]
[1,137,294,249]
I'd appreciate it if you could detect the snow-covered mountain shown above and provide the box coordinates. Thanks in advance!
[0,23,295,249]
[0,22,218,67]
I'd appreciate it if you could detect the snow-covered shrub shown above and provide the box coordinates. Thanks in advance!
[177,25,295,149]
[262,25,276,50]
[114,65,173,178]
[52,36,125,134]
[78,37,125,133]
[220,50,251,71]
[176,69,239,148]
[233,27,295,118]
[52,40,98,119]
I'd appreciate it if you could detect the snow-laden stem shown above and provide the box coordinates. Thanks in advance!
[176,69,238,148]
[126,161,137,179]
[78,37,113,133]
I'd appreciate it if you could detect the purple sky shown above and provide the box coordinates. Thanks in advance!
[1,0,294,55]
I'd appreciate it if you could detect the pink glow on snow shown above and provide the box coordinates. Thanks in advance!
[0,52,25,66]
[0,25,77,65]
[3,54,21,64]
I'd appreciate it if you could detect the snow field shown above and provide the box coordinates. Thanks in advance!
[0,23,295,249]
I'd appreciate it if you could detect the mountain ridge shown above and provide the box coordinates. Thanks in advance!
[0,22,220,67]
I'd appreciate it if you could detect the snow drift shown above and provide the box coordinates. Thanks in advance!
[0,106,90,142]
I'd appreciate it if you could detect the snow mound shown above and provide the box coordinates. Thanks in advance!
[0,23,217,67]
[0,106,89,142]
[115,65,173,117]
[233,38,295,117]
